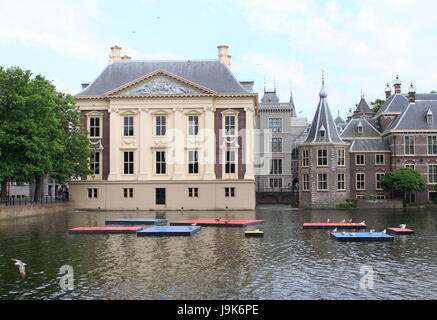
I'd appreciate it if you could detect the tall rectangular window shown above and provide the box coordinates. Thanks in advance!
[405,164,415,170]
[405,136,415,155]
[428,136,437,154]
[156,116,166,136]
[188,115,199,136]
[291,143,298,159]
[317,173,328,190]
[225,150,236,174]
[429,165,437,184]
[225,187,235,197]
[302,173,310,191]
[302,150,309,167]
[271,138,283,153]
[376,173,384,190]
[268,118,282,133]
[123,151,134,174]
[90,151,100,175]
[337,173,345,190]
[87,188,98,198]
[337,149,345,166]
[270,159,283,174]
[269,178,282,188]
[225,115,236,136]
[188,150,199,174]
[123,188,134,198]
[124,116,134,136]
[356,173,365,190]
[156,188,166,205]
[375,154,385,165]
[356,154,365,165]
[317,149,328,166]
[155,151,166,174]
[89,117,100,137]
[188,187,199,198]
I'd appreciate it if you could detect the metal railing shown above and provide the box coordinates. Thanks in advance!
[0,195,69,206]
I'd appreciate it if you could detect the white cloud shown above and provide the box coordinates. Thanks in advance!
[0,0,107,64]
[226,0,437,117]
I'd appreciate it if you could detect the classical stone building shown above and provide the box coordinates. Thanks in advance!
[254,88,309,191]
[69,45,258,210]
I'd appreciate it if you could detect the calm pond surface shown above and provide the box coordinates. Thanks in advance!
[0,205,436,300]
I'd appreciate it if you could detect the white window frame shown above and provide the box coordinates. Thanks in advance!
[270,159,283,175]
[123,151,134,175]
[317,173,328,191]
[123,116,134,137]
[268,118,283,133]
[376,173,385,190]
[302,173,310,191]
[405,136,415,155]
[375,154,385,166]
[428,136,437,155]
[317,148,328,167]
[187,115,199,136]
[302,150,309,167]
[271,138,283,153]
[188,150,199,174]
[337,148,345,166]
[356,154,365,166]
[155,151,167,175]
[356,173,365,190]
[428,164,437,184]
[337,172,346,191]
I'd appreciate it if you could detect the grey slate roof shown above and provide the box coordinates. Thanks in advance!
[341,118,381,138]
[77,60,250,96]
[375,94,409,116]
[304,85,344,144]
[354,97,373,114]
[349,139,390,152]
[386,100,437,131]
[261,90,279,103]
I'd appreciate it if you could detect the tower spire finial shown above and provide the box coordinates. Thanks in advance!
[321,68,325,87]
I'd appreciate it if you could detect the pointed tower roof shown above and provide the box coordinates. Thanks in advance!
[260,89,279,103]
[335,110,345,124]
[289,89,297,117]
[355,96,373,114]
[304,79,345,144]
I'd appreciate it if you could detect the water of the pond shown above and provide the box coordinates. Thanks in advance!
[0,205,435,300]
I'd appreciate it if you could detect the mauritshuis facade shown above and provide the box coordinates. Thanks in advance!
[299,76,437,208]
[69,45,258,210]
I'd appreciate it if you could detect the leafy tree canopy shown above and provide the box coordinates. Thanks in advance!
[381,168,426,193]
[0,66,91,198]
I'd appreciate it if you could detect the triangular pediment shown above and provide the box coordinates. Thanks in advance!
[105,70,215,96]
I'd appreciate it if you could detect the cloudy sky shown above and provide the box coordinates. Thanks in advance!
[1,0,436,119]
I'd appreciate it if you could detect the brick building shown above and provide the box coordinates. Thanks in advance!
[299,75,437,208]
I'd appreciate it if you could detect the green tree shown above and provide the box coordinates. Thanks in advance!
[430,90,436,94]
[381,168,426,207]
[0,66,91,201]
[370,99,385,113]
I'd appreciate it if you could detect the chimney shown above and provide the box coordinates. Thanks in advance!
[385,83,392,99]
[408,83,416,103]
[217,45,231,68]
[394,75,401,94]
[109,45,122,64]
[121,55,132,61]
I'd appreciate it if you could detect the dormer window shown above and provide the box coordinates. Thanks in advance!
[319,125,326,138]
[426,109,433,125]
[357,122,363,134]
